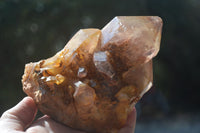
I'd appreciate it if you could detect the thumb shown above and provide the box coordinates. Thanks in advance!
[119,107,137,133]
[0,97,37,131]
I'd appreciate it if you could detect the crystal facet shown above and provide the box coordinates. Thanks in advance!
[22,16,162,133]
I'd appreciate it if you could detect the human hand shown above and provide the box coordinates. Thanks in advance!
[0,97,136,133]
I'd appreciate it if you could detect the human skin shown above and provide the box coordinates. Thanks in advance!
[0,97,136,133]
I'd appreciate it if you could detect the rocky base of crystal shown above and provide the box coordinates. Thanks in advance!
[22,16,162,133]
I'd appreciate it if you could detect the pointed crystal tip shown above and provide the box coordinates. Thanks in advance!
[101,16,162,67]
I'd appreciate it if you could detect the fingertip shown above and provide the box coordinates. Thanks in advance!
[133,106,136,111]
[1,96,38,130]
[128,107,137,123]
[19,96,38,125]
[132,107,137,118]
[118,107,137,133]
[22,96,37,111]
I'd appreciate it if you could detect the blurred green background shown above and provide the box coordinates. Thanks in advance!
[0,0,200,132]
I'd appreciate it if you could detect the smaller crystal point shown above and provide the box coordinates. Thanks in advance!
[93,51,115,78]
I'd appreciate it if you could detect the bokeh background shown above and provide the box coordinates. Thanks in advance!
[0,0,200,132]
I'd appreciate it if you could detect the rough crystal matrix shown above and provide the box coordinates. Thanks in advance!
[22,16,162,133]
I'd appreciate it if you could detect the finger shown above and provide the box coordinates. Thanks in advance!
[26,115,85,133]
[119,107,137,133]
[0,97,37,131]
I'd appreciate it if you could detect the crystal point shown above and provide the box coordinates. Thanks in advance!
[22,16,162,133]
[101,16,162,68]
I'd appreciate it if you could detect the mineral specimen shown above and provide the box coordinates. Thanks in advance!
[22,16,162,133]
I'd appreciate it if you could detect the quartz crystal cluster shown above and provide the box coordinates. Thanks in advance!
[22,16,162,133]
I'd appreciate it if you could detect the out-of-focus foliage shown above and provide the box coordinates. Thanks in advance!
[0,0,199,116]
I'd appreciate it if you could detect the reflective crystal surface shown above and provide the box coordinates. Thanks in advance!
[22,16,162,133]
